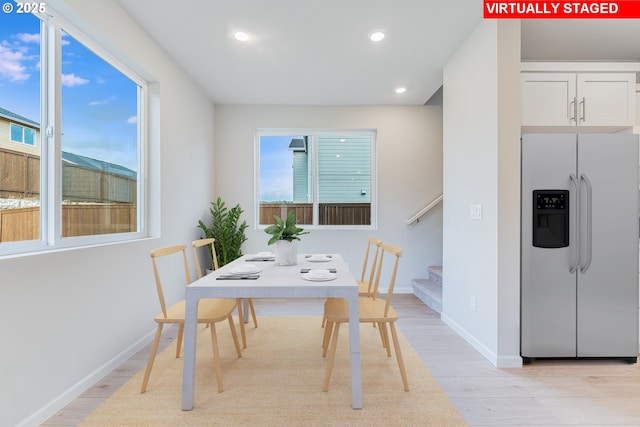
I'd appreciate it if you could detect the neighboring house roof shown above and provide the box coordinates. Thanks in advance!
[62,151,137,180]
[288,138,306,152]
[0,107,40,128]
[1,106,136,180]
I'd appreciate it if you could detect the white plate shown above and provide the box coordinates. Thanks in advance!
[229,264,262,275]
[256,251,274,257]
[307,254,331,262]
[302,269,336,281]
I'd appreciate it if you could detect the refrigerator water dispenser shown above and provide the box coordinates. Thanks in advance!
[532,190,569,248]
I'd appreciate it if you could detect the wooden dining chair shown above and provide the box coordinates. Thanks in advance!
[358,238,383,297]
[321,237,383,328]
[192,238,258,349]
[141,244,242,394]
[321,243,409,392]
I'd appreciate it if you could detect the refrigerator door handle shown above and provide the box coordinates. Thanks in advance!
[569,174,580,273]
[579,174,593,273]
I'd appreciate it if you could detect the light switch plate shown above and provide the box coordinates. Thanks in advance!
[470,204,482,220]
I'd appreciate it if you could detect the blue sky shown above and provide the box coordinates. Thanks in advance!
[259,135,299,201]
[0,7,139,171]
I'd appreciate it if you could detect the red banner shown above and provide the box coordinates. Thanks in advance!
[484,1,640,18]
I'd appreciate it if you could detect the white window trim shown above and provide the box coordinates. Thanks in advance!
[254,128,377,231]
[0,3,149,257]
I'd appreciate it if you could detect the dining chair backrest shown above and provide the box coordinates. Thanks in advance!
[192,238,219,280]
[371,243,402,317]
[360,237,383,288]
[150,245,191,319]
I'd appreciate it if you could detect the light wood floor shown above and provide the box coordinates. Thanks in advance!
[42,294,640,426]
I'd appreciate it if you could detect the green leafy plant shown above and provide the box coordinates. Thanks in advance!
[197,197,248,267]
[264,210,309,245]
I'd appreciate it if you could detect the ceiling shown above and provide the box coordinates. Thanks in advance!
[117,0,481,105]
[116,1,640,106]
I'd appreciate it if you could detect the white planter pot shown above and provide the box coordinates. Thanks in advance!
[274,239,298,266]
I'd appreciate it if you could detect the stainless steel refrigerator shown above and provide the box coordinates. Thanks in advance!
[521,133,639,364]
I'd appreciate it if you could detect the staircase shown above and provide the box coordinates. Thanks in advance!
[411,266,442,314]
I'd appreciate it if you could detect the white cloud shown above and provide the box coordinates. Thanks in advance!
[0,44,29,81]
[89,96,116,106]
[61,73,89,87]
[16,33,40,44]
[127,116,138,124]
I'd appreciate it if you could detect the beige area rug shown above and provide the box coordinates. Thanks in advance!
[80,316,466,426]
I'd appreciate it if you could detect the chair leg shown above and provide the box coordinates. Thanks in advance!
[379,322,391,356]
[389,322,409,391]
[175,323,184,358]
[236,298,247,349]
[227,314,242,358]
[209,323,224,393]
[377,321,388,350]
[248,298,258,328]
[323,321,341,392]
[140,324,163,393]
[321,320,334,357]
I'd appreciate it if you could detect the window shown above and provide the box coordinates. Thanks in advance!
[256,130,376,228]
[0,4,146,255]
[9,123,36,145]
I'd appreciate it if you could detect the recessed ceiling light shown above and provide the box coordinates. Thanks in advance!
[369,31,385,42]
[395,87,407,94]
[234,31,249,42]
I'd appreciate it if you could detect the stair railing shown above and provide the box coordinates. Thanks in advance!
[405,194,443,225]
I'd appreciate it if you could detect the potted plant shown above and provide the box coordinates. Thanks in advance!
[197,197,248,268]
[264,210,309,266]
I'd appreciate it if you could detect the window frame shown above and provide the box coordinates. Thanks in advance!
[9,123,36,145]
[0,5,148,257]
[255,128,377,231]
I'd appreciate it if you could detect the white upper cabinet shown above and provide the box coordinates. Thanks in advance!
[577,73,636,126]
[522,71,636,128]
[521,73,576,126]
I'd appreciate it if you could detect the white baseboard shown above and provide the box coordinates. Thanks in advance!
[16,329,156,427]
[441,312,522,368]
[394,284,413,294]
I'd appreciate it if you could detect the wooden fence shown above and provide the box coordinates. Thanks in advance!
[0,147,136,202]
[259,203,314,224]
[2,202,367,243]
[0,204,137,242]
[260,203,370,225]
[0,148,39,198]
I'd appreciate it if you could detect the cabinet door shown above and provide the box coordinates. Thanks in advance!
[577,73,636,127]
[521,73,576,126]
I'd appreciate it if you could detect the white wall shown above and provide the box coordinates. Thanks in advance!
[213,105,444,292]
[442,20,521,367]
[1,1,216,426]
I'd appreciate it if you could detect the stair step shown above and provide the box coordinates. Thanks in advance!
[412,277,442,314]
[427,265,442,285]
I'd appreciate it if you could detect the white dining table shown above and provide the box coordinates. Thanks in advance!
[181,253,362,410]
